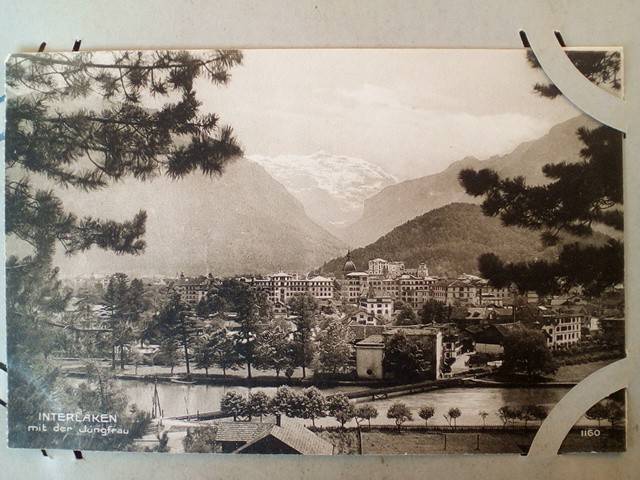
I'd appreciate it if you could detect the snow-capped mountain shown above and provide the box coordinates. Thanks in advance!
[248,151,397,234]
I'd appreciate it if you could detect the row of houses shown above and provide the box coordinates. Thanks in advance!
[342,270,513,310]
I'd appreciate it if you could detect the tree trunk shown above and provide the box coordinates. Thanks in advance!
[223,367,227,379]
[120,345,125,370]
[302,364,306,379]
[111,345,116,370]
[205,367,209,377]
[247,361,252,380]
[183,342,191,377]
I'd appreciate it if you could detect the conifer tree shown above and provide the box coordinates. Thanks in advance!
[228,283,269,380]
[156,291,198,377]
[5,49,244,448]
[458,50,623,296]
[287,293,318,378]
[255,321,293,378]
[316,318,354,374]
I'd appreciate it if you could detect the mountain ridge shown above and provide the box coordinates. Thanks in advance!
[321,202,608,278]
[36,158,347,277]
[340,114,600,246]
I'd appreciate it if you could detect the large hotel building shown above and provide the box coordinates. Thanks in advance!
[249,272,334,306]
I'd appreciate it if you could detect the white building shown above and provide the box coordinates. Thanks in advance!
[541,309,583,350]
[251,272,334,305]
[431,276,512,307]
[368,258,388,276]
[360,295,394,320]
[174,274,210,305]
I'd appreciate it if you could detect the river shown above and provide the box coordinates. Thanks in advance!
[110,380,592,427]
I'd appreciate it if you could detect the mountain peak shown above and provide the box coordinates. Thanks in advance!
[248,152,396,232]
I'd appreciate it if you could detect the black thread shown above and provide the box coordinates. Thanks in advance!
[519,30,530,48]
[41,449,48,457]
[0,361,6,372]
[554,31,566,47]
[72,40,81,51]
[73,450,84,459]
[38,42,46,52]
[0,398,7,408]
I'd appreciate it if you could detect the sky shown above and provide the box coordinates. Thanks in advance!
[194,49,582,180]
[6,49,588,277]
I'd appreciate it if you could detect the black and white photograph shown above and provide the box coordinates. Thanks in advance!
[4,47,625,454]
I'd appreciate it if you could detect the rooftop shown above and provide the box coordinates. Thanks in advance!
[357,334,385,346]
[234,419,334,455]
[214,421,274,443]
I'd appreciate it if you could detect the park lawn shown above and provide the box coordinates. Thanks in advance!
[553,359,619,382]
[559,429,625,454]
[316,430,360,454]
[360,430,534,454]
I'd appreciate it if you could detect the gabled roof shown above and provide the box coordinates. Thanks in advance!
[234,420,333,455]
[493,323,523,336]
[215,422,274,443]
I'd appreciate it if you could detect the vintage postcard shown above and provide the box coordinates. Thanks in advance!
[3,48,625,454]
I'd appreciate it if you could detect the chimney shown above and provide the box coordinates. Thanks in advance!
[275,414,281,427]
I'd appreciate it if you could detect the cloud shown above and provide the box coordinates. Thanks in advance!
[198,49,580,180]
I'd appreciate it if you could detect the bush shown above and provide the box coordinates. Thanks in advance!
[183,427,217,453]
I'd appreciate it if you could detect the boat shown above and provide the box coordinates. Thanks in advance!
[169,377,197,385]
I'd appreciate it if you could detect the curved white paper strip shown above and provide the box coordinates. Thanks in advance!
[528,358,629,456]
[525,28,626,133]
